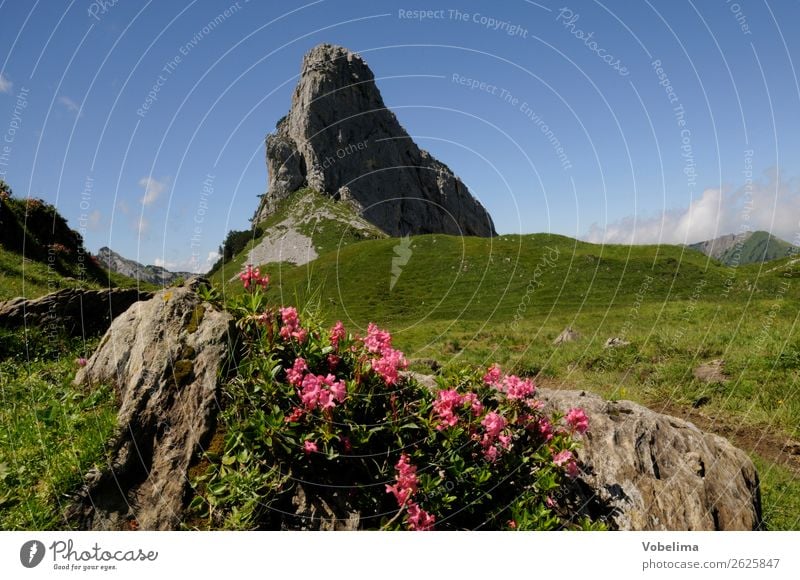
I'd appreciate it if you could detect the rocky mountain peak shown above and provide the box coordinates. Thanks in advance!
[253,44,496,237]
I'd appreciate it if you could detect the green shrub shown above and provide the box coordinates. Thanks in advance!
[189,271,599,530]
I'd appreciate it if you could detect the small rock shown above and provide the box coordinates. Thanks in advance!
[694,359,728,383]
[554,327,580,345]
[604,337,630,349]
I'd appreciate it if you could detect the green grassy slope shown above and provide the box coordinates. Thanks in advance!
[0,193,156,300]
[234,232,800,439]
[208,188,386,291]
[720,231,798,265]
[211,226,800,529]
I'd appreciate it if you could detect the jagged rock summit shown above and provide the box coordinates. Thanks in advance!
[253,44,496,237]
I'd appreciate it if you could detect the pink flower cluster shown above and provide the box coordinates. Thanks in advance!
[299,373,347,411]
[279,306,308,343]
[239,264,269,290]
[480,411,512,462]
[484,364,536,404]
[286,356,347,412]
[385,454,435,531]
[286,357,308,386]
[432,389,483,430]
[565,407,589,434]
[329,321,346,350]
[483,364,503,386]
[552,449,579,478]
[365,323,407,385]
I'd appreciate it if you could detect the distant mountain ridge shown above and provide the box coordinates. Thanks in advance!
[97,247,191,286]
[687,231,797,265]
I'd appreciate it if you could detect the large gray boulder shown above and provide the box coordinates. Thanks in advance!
[68,279,235,530]
[0,287,152,336]
[253,44,496,238]
[539,388,762,530]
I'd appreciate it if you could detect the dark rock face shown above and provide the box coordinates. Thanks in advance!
[0,287,152,336]
[68,279,235,530]
[253,44,496,238]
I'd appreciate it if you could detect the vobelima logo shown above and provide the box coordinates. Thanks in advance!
[20,540,46,568]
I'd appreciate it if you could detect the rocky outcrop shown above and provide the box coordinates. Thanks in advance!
[539,388,761,530]
[97,246,192,286]
[68,278,235,530]
[253,44,496,238]
[0,287,152,336]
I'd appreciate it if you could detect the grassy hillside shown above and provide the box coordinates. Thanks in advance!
[212,231,800,435]
[208,188,385,289]
[0,189,155,300]
[722,231,798,264]
[688,230,798,265]
[206,226,800,529]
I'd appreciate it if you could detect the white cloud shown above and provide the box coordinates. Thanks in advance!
[205,250,221,270]
[135,216,148,234]
[87,209,102,231]
[154,251,219,274]
[585,173,800,246]
[0,73,12,93]
[58,95,80,114]
[138,176,168,206]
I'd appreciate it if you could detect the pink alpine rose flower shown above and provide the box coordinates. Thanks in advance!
[303,440,318,454]
[565,407,589,434]
[364,322,392,354]
[279,306,307,342]
[286,357,307,386]
[483,364,502,386]
[330,321,346,350]
[432,389,464,430]
[371,347,407,385]
[406,502,436,531]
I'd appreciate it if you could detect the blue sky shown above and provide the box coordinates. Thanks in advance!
[1,0,799,271]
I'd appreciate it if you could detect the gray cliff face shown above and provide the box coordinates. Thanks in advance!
[254,44,496,237]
